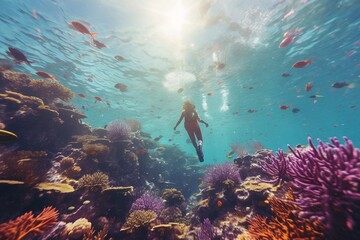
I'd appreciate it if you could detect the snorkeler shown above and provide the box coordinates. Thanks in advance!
[173,101,209,162]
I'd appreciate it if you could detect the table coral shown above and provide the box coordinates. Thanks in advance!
[0,206,58,240]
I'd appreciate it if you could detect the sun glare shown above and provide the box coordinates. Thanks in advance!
[162,0,188,40]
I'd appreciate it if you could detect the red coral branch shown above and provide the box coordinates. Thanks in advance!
[0,206,58,240]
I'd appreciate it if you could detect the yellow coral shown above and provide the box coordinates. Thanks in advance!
[62,218,92,239]
[77,172,109,191]
[82,143,109,156]
[26,79,73,103]
[121,210,157,233]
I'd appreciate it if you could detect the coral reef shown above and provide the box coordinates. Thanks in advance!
[287,137,360,239]
[82,143,110,156]
[130,193,164,216]
[159,207,184,223]
[162,188,186,207]
[0,70,73,104]
[203,162,241,189]
[121,210,157,233]
[0,150,50,186]
[62,218,92,239]
[0,206,58,240]
[195,218,217,240]
[260,137,360,239]
[105,120,131,141]
[248,192,323,240]
[77,172,110,191]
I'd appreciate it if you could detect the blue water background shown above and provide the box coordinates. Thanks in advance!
[1,0,359,163]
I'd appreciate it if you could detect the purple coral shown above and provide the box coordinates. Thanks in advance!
[260,149,289,185]
[105,120,131,141]
[130,193,164,216]
[270,137,360,239]
[203,162,241,188]
[195,218,217,240]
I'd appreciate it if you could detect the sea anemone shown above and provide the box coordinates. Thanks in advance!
[203,162,241,189]
[105,120,131,141]
[130,193,164,216]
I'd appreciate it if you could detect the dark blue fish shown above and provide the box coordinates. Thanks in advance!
[6,47,33,65]
[332,82,349,88]
[292,108,300,113]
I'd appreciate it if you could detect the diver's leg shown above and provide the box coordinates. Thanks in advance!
[193,125,204,162]
[187,130,197,150]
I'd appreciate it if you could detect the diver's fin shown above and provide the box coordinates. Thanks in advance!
[197,147,204,162]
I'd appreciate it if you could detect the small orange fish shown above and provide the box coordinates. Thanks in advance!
[86,150,98,155]
[36,71,57,81]
[280,105,290,110]
[217,200,223,207]
[70,21,97,38]
[292,58,312,68]
[135,149,147,155]
[305,82,312,91]
[78,93,87,98]
[198,177,203,182]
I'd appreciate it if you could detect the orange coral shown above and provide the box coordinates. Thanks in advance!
[248,191,324,240]
[83,226,113,240]
[0,206,59,240]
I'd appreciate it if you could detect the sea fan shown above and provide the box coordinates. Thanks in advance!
[130,193,164,216]
[203,162,241,188]
[106,120,131,141]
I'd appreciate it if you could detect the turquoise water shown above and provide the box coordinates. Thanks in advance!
[1,0,359,163]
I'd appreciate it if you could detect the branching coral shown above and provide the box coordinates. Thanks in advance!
[105,120,131,141]
[260,149,289,186]
[203,162,241,189]
[248,192,323,240]
[83,226,112,240]
[162,188,185,206]
[0,206,58,240]
[285,137,360,238]
[130,193,164,216]
[77,172,109,191]
[121,210,157,232]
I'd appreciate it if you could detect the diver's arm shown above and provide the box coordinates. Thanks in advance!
[174,112,184,130]
[199,119,209,127]
[196,112,209,127]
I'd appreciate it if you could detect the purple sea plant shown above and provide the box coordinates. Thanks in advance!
[203,162,241,188]
[105,120,131,141]
[195,218,217,240]
[130,193,164,216]
[260,149,289,185]
[283,137,360,239]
